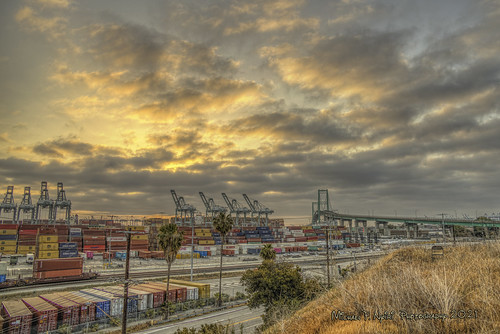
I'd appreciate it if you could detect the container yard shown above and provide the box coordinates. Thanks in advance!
[0,186,450,333]
[0,276,221,334]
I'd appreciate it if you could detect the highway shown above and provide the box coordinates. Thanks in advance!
[137,305,263,334]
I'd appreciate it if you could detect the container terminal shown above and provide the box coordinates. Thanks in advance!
[1,184,499,333]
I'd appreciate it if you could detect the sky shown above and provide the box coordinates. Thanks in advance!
[0,0,499,223]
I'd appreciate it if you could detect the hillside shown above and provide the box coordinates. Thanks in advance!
[266,242,500,334]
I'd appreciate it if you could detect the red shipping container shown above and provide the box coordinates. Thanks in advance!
[34,268,83,279]
[0,224,18,229]
[1,300,33,334]
[21,297,58,332]
[39,293,80,326]
[19,229,37,235]
[135,284,165,308]
[83,245,105,251]
[59,292,96,323]
[148,282,186,303]
[169,284,188,302]
[34,258,83,272]
[17,240,36,245]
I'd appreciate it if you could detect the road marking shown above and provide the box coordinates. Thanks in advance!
[231,315,261,326]
[141,306,249,333]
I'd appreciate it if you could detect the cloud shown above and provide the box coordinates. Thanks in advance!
[15,5,67,39]
[32,138,94,158]
[4,0,500,219]
[83,22,239,76]
[36,0,71,8]
[0,133,10,143]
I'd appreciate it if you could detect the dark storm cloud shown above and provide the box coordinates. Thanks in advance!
[32,138,94,158]
[228,110,360,144]
[86,23,165,70]
[84,21,237,76]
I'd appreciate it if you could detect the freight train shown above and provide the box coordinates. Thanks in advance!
[0,279,210,334]
[0,257,99,289]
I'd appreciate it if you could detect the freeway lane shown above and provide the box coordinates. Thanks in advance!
[137,305,263,334]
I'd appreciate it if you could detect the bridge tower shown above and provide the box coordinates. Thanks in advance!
[0,186,17,222]
[17,187,35,224]
[312,189,335,225]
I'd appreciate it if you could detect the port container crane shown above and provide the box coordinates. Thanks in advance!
[199,192,226,221]
[171,190,196,224]
[16,187,35,224]
[243,194,274,226]
[0,186,17,222]
[221,193,250,226]
[35,181,55,223]
[53,182,72,224]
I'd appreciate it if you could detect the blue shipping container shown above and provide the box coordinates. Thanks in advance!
[0,235,17,240]
[0,274,6,283]
[59,251,79,258]
[59,242,78,250]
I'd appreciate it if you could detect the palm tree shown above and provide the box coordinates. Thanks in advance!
[260,243,276,261]
[158,223,183,318]
[213,212,234,307]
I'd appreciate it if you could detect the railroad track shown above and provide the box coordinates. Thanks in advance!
[0,252,385,292]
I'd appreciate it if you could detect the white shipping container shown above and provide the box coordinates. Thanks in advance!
[0,262,7,275]
[107,237,127,242]
[80,289,123,317]
[128,288,150,311]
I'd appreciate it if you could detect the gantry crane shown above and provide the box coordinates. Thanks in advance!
[199,192,227,222]
[35,181,54,223]
[171,190,196,224]
[16,187,35,224]
[243,194,274,226]
[221,193,250,226]
[0,186,17,222]
[53,182,71,224]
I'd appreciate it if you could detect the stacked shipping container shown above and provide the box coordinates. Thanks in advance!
[33,257,83,279]
[83,229,105,253]
[37,227,59,259]
[0,224,18,255]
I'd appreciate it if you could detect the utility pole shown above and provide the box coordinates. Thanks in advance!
[325,227,330,288]
[121,228,131,334]
[437,213,447,245]
[190,210,194,281]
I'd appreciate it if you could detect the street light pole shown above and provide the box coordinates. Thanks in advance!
[325,227,330,288]
[121,228,131,334]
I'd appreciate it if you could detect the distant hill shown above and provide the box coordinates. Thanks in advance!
[266,242,500,334]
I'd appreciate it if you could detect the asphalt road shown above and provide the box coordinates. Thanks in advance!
[137,305,263,334]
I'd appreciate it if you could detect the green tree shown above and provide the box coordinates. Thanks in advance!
[158,223,183,318]
[241,260,322,329]
[260,243,276,261]
[213,212,234,307]
[174,324,235,334]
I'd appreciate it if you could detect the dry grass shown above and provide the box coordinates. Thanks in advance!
[267,242,500,334]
